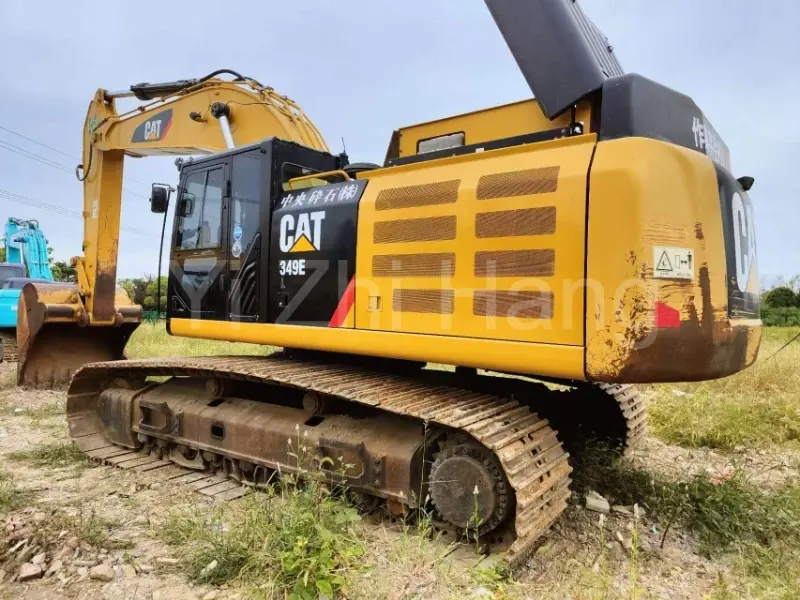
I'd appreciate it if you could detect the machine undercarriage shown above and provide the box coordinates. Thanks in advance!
[67,353,645,565]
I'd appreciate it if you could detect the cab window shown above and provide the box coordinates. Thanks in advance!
[176,167,224,250]
[230,152,261,255]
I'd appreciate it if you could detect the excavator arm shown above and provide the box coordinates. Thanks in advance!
[17,70,328,386]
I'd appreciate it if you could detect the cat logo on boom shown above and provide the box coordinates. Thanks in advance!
[279,211,326,253]
[130,109,173,143]
[145,120,163,140]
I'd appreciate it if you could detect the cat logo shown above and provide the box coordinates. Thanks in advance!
[279,211,325,253]
[131,109,173,143]
[731,191,757,293]
[144,120,163,140]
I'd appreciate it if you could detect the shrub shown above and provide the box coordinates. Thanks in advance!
[764,287,798,309]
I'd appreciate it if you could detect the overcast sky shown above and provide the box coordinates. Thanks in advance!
[0,0,797,283]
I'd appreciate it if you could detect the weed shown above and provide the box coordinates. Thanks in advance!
[735,540,800,599]
[25,402,65,422]
[628,506,642,600]
[708,573,738,600]
[470,562,515,596]
[159,434,365,599]
[8,442,91,469]
[0,470,33,512]
[571,443,800,556]
[49,508,130,549]
[577,513,613,599]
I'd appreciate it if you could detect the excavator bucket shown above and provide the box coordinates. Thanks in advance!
[16,282,141,388]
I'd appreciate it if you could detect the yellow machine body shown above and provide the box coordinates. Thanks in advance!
[167,97,761,384]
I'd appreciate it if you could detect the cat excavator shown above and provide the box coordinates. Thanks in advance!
[16,0,761,564]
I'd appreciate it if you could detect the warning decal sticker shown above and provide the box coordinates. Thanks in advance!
[653,246,694,280]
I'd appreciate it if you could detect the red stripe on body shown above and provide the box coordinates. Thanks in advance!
[160,117,172,139]
[329,278,355,327]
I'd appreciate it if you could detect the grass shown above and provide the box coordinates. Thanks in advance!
[573,445,800,557]
[8,442,91,469]
[23,402,64,420]
[648,327,800,450]
[158,439,365,599]
[126,321,275,359]
[48,508,131,549]
[0,470,33,512]
[574,445,800,599]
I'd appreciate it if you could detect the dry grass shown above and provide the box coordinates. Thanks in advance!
[8,441,91,469]
[648,327,800,449]
[0,363,15,390]
[0,470,33,513]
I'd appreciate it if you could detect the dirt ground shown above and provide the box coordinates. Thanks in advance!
[1,361,798,600]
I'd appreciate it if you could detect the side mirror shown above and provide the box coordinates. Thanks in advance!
[737,176,755,192]
[179,193,196,218]
[150,185,171,213]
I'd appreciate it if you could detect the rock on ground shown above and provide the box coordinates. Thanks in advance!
[89,563,115,582]
[18,563,43,582]
[585,490,610,514]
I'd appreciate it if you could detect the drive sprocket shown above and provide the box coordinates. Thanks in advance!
[429,439,512,536]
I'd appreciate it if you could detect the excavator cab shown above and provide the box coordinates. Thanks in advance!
[166,139,346,325]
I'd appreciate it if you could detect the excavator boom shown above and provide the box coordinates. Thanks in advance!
[17,71,329,386]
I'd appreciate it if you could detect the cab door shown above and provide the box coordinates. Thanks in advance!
[169,161,229,321]
[226,150,263,322]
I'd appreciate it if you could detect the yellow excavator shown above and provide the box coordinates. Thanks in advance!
[16,0,761,564]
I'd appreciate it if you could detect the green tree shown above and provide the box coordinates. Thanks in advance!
[0,244,5,262]
[764,286,797,308]
[50,260,77,282]
[119,276,151,306]
[144,276,168,311]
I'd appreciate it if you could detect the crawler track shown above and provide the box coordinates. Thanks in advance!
[0,331,18,363]
[67,355,573,567]
[597,383,647,455]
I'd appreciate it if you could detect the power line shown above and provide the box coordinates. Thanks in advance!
[0,188,154,237]
[0,124,78,160]
[0,140,73,174]
[0,140,149,200]
[0,123,152,189]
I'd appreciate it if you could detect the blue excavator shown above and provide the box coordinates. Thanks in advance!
[0,218,55,362]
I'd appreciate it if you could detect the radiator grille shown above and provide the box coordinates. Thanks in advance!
[476,166,559,200]
[376,180,460,211]
[474,249,555,277]
[393,289,455,314]
[374,216,457,244]
[473,290,554,319]
[372,253,456,277]
[475,207,556,238]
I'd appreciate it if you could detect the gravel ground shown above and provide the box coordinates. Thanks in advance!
[0,361,789,599]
